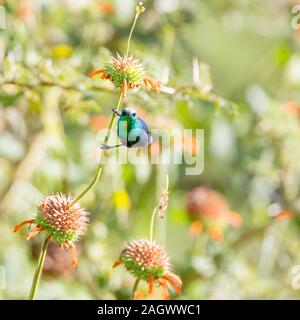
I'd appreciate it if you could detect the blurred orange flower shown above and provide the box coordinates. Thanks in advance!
[282,100,300,116]
[98,2,115,15]
[274,209,294,221]
[89,115,109,131]
[208,228,224,242]
[189,221,203,237]
[186,187,243,241]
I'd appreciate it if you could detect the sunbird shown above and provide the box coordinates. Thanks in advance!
[101,107,153,149]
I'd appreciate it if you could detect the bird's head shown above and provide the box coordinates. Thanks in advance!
[121,108,137,119]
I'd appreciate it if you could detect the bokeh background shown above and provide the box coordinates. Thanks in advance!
[1,0,300,299]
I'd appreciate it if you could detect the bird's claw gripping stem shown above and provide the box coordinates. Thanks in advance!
[100,144,122,150]
[112,108,121,116]
[100,144,111,150]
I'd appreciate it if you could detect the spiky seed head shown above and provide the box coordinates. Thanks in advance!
[36,193,88,244]
[186,187,229,220]
[120,239,170,281]
[103,54,145,90]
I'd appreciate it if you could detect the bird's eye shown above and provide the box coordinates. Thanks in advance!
[132,113,136,117]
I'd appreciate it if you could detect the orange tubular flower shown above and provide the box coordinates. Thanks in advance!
[13,193,88,268]
[89,54,161,97]
[113,239,182,300]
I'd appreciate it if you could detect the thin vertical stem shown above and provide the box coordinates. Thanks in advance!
[149,175,169,242]
[126,13,139,57]
[70,3,143,207]
[28,236,50,300]
[149,206,157,243]
[131,278,140,300]
[70,91,123,206]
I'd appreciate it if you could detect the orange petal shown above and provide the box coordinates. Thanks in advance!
[163,272,182,295]
[148,275,154,294]
[143,75,161,93]
[112,260,122,268]
[157,279,171,300]
[122,80,128,97]
[66,241,78,268]
[24,226,43,240]
[133,291,144,300]
[88,69,104,78]
[13,219,36,233]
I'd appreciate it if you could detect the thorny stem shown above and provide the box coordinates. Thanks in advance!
[28,236,50,300]
[149,175,169,242]
[131,278,141,300]
[70,91,123,206]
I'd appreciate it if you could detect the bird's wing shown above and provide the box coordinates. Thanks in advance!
[137,117,151,135]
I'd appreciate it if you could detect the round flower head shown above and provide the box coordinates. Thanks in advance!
[37,194,88,243]
[13,193,88,267]
[187,187,230,221]
[113,239,182,299]
[89,54,161,97]
[186,187,242,240]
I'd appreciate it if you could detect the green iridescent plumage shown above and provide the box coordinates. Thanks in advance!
[101,108,153,149]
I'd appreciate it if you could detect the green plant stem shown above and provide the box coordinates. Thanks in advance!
[70,91,123,207]
[28,236,50,300]
[149,206,157,243]
[126,13,139,57]
[131,278,140,300]
[149,175,169,242]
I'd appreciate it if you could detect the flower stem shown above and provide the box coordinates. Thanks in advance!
[126,13,139,57]
[149,206,157,243]
[70,91,123,207]
[149,175,169,242]
[131,278,140,300]
[28,236,50,300]
[70,3,143,206]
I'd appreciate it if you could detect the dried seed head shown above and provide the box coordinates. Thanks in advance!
[36,193,88,244]
[115,238,182,299]
[120,239,170,281]
[136,2,145,15]
[157,189,169,219]
[186,187,229,220]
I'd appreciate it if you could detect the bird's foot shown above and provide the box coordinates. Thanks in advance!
[112,108,121,116]
[100,144,122,150]
[100,144,111,150]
